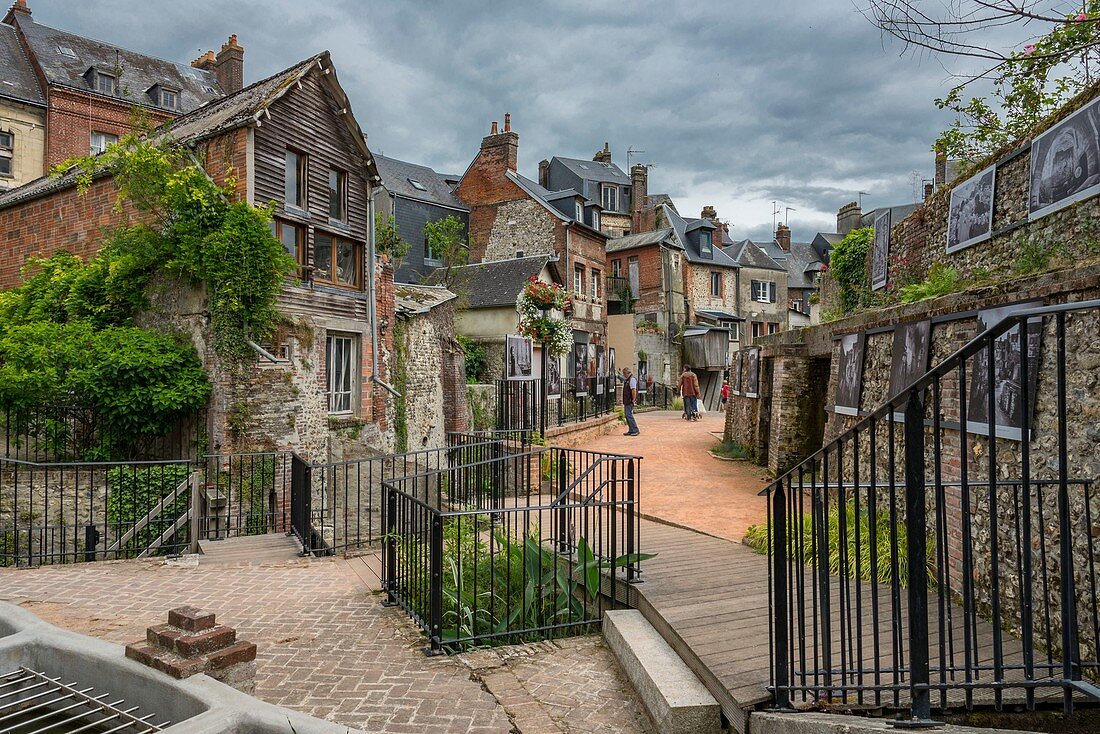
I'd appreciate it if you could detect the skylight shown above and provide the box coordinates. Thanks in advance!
[56,45,76,57]
[407,178,427,191]
[201,84,216,93]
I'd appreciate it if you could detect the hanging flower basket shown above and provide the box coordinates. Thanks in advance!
[517,277,573,357]
[522,276,569,312]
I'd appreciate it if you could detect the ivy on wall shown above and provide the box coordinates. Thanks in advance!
[392,319,409,453]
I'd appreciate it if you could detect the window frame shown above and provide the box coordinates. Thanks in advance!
[0,130,11,177]
[327,167,347,222]
[89,131,118,155]
[710,271,721,298]
[284,148,308,211]
[96,72,117,95]
[573,264,585,296]
[601,184,618,212]
[611,259,621,278]
[590,268,601,300]
[592,209,600,231]
[700,230,713,257]
[751,321,764,339]
[160,88,178,109]
[271,218,305,267]
[751,279,776,304]
[313,230,363,289]
[325,333,357,415]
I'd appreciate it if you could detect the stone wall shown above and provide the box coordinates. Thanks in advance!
[685,262,737,319]
[483,199,556,262]
[396,298,468,452]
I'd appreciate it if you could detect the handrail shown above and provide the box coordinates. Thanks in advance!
[767,298,1100,492]
[554,455,607,504]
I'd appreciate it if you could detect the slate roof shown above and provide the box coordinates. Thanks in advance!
[729,239,787,272]
[786,241,827,289]
[375,154,467,210]
[606,227,678,253]
[552,156,630,186]
[0,52,379,210]
[649,193,675,211]
[662,204,740,268]
[16,17,223,113]
[507,171,605,239]
[444,255,554,309]
[859,203,919,229]
[394,283,457,316]
[695,309,744,322]
[754,237,789,263]
[0,24,44,106]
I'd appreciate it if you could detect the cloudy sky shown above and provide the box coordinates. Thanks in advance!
[29,0,1005,241]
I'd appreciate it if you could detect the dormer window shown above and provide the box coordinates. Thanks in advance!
[575,200,583,221]
[592,209,600,231]
[700,230,713,258]
[85,68,117,95]
[601,184,618,212]
[407,178,427,192]
[148,84,179,110]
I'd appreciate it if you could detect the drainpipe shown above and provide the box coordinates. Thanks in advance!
[367,186,402,401]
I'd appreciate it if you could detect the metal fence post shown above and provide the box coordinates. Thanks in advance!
[188,469,202,554]
[626,459,637,582]
[557,449,568,552]
[383,485,398,607]
[898,389,937,728]
[427,511,444,656]
[772,480,791,710]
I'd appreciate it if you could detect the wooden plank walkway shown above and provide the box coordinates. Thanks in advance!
[197,532,303,566]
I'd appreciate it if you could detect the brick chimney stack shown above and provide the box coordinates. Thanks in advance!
[630,163,648,232]
[2,0,30,25]
[477,114,519,174]
[594,142,611,163]
[213,34,244,93]
[837,201,862,236]
[538,159,550,188]
[775,223,791,252]
[701,205,718,222]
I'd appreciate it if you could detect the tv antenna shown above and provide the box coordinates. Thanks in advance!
[627,147,646,168]
[858,191,869,209]
[785,207,796,226]
[771,201,780,232]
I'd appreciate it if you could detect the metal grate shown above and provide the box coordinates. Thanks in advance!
[0,667,168,733]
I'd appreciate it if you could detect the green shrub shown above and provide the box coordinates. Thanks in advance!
[710,441,748,460]
[672,397,683,412]
[743,498,934,588]
[106,464,193,553]
[898,263,962,303]
[828,227,874,313]
[456,335,487,383]
[1012,238,1060,276]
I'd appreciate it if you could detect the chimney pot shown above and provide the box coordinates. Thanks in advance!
[213,34,244,93]
[504,113,511,132]
[593,142,612,164]
[775,223,791,252]
[3,0,30,24]
[491,121,498,135]
[538,159,550,189]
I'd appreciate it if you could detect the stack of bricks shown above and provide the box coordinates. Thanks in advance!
[125,606,258,694]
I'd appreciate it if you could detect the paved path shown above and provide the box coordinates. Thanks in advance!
[593,409,769,541]
[0,554,651,734]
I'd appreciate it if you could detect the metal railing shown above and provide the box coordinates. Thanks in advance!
[381,443,643,652]
[497,377,616,435]
[765,299,1100,723]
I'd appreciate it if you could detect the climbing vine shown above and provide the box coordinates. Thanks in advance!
[828,227,874,314]
[392,319,409,453]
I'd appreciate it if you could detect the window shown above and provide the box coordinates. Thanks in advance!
[768,322,780,335]
[160,88,177,109]
[601,184,618,212]
[407,178,427,191]
[700,230,713,257]
[710,271,721,297]
[751,280,777,303]
[89,131,118,155]
[327,168,347,221]
[314,232,362,288]
[0,131,11,177]
[97,73,116,95]
[575,200,583,221]
[611,259,621,278]
[326,334,356,414]
[591,269,601,300]
[270,219,304,263]
[751,322,764,339]
[284,149,307,209]
[591,210,600,231]
[574,264,585,295]
[56,45,76,57]
[425,234,441,264]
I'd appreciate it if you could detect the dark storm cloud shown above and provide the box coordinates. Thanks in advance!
[29,0,976,241]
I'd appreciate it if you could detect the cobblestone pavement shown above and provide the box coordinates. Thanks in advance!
[590,409,770,541]
[0,555,651,734]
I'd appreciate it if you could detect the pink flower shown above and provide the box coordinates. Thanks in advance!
[1023,44,1036,55]
[1078,12,1088,20]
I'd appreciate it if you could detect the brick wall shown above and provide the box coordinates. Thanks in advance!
[45,87,173,169]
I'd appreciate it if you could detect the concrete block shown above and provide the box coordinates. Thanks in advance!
[603,609,722,734]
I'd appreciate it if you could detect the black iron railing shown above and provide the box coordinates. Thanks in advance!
[637,381,674,410]
[382,443,643,652]
[765,299,1100,723]
[497,377,616,435]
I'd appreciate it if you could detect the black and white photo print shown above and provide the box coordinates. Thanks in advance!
[947,165,995,253]
[1030,96,1100,220]
[834,332,865,416]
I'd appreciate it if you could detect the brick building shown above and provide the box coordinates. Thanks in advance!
[0,0,238,182]
[726,237,789,342]
[0,52,465,459]
[455,114,609,379]
[540,143,634,237]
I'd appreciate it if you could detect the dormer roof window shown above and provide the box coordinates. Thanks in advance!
[407,178,427,191]
[84,67,117,95]
[700,230,713,258]
[147,84,180,110]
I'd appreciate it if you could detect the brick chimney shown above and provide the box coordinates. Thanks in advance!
[775,223,791,252]
[701,205,718,222]
[934,143,947,188]
[213,34,244,93]
[3,0,30,25]
[837,201,862,236]
[538,158,550,188]
[924,182,934,201]
[594,142,611,163]
[191,50,216,70]
[475,115,519,174]
[630,163,648,232]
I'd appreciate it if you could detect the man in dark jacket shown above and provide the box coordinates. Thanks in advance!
[622,367,640,436]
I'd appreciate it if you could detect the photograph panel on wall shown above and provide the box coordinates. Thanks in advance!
[888,320,931,419]
[1029,96,1100,221]
[505,335,533,381]
[744,348,760,398]
[732,350,743,395]
[833,332,865,416]
[947,164,996,253]
[966,301,1042,440]
[572,341,588,397]
[607,348,616,394]
[870,209,891,291]
[595,345,605,395]
[545,354,562,398]
[637,360,649,393]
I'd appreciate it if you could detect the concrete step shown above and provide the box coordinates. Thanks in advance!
[603,609,723,734]
[198,533,302,565]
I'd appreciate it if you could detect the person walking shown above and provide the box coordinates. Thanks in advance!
[721,379,730,408]
[679,364,701,421]
[622,367,640,436]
